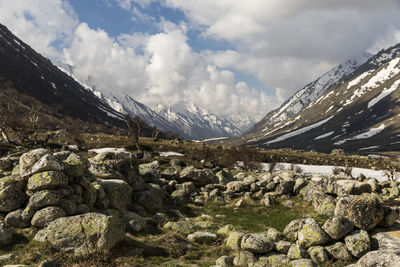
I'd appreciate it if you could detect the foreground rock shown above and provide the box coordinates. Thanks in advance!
[34,213,125,255]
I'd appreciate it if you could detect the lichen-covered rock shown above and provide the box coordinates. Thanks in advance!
[325,242,353,262]
[62,153,89,178]
[99,179,132,211]
[307,246,328,264]
[88,151,137,182]
[334,194,384,230]
[0,175,25,191]
[344,230,371,258]
[298,218,331,248]
[290,259,316,267]
[216,255,234,267]
[226,231,245,250]
[260,194,276,207]
[19,149,52,177]
[0,186,26,212]
[135,185,164,213]
[293,178,308,195]
[0,221,14,245]
[275,178,295,195]
[31,206,66,228]
[322,216,354,240]
[267,228,284,242]
[287,244,308,260]
[356,250,400,267]
[175,182,195,194]
[139,161,160,181]
[187,231,217,244]
[371,230,400,252]
[240,233,274,253]
[312,191,336,216]
[257,253,290,266]
[276,240,292,254]
[34,213,125,255]
[5,209,30,228]
[284,218,308,242]
[217,224,235,236]
[27,171,68,192]
[29,190,63,210]
[233,251,254,266]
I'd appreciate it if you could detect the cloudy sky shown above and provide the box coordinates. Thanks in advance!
[1,0,400,119]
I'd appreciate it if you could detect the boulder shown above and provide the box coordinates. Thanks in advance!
[0,186,26,212]
[312,192,336,217]
[99,179,132,211]
[297,218,331,248]
[379,206,399,228]
[0,221,14,246]
[260,194,276,207]
[344,230,371,258]
[216,255,234,267]
[27,171,68,192]
[284,218,308,242]
[179,166,216,186]
[322,216,354,240]
[31,206,66,228]
[163,221,196,234]
[334,194,384,230]
[123,212,147,232]
[276,240,292,254]
[19,149,52,177]
[240,233,274,253]
[275,179,295,195]
[226,231,245,250]
[287,244,308,260]
[5,209,30,228]
[307,246,328,264]
[34,213,125,255]
[0,175,25,191]
[335,180,372,196]
[267,228,284,242]
[372,229,400,252]
[136,185,164,213]
[28,190,63,210]
[324,242,353,262]
[257,253,290,266]
[62,153,89,178]
[356,250,400,267]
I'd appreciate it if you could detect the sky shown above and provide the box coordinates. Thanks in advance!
[0,0,400,120]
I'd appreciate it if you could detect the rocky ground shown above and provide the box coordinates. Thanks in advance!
[0,137,400,266]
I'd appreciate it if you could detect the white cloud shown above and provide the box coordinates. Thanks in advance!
[64,22,274,118]
[0,0,78,59]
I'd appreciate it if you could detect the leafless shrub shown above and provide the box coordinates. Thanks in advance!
[290,164,303,174]
[332,166,343,175]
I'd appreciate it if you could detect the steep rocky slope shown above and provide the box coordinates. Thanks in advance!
[243,44,400,153]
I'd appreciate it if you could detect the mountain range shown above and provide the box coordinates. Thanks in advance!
[240,43,400,153]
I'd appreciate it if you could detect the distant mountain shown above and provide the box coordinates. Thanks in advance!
[243,43,400,153]
[154,102,243,140]
[249,53,372,135]
[0,23,125,128]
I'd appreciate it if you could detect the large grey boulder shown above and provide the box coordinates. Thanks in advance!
[179,166,217,186]
[371,229,400,252]
[307,246,328,264]
[287,244,308,260]
[215,170,234,185]
[334,194,384,230]
[34,213,125,255]
[135,185,164,213]
[139,161,160,181]
[335,180,372,196]
[226,181,248,193]
[0,186,25,212]
[89,151,137,183]
[226,231,245,250]
[284,218,308,242]
[322,216,354,240]
[31,206,66,228]
[187,231,217,244]
[27,171,68,192]
[356,251,400,267]
[240,233,274,253]
[344,230,371,258]
[19,149,52,177]
[28,189,64,210]
[297,218,331,248]
[99,179,132,211]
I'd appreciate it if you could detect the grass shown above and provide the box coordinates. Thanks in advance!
[193,196,327,233]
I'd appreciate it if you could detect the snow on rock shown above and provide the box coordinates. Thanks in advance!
[259,162,400,182]
[368,80,400,108]
[314,131,335,140]
[362,57,400,90]
[347,70,374,89]
[334,124,385,145]
[265,116,333,144]
[89,147,128,154]
[159,152,184,157]
[358,146,379,151]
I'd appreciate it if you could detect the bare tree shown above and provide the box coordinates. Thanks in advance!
[126,115,148,150]
[0,103,12,143]
[151,126,160,139]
